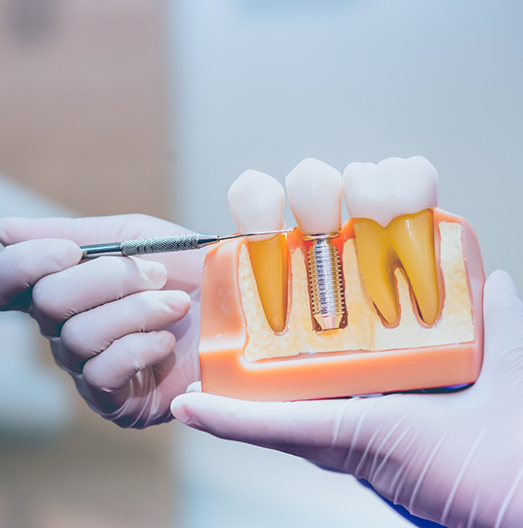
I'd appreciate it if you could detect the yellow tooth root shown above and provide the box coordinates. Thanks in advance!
[353,221,400,326]
[247,235,288,333]
[353,209,440,327]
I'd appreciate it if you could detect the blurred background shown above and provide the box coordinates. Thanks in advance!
[0,0,522,527]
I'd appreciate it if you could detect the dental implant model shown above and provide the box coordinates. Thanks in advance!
[198,156,485,402]
[286,159,346,331]
[228,170,288,333]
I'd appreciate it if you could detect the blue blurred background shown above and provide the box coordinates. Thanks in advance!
[0,1,521,526]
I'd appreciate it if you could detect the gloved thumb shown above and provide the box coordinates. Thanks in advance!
[481,270,523,372]
[170,391,385,465]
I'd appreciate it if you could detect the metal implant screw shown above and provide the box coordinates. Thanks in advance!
[305,233,346,331]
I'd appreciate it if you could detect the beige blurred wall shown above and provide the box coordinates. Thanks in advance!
[0,0,170,218]
[0,2,175,527]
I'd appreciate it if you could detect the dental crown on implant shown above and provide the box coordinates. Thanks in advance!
[286,159,347,331]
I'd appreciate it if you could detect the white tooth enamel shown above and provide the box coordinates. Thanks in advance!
[343,156,439,227]
[286,158,343,234]
[228,170,285,240]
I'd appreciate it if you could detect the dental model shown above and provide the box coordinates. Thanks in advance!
[286,159,346,330]
[199,157,484,401]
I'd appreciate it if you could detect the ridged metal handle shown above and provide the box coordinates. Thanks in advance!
[121,234,200,256]
[307,237,346,330]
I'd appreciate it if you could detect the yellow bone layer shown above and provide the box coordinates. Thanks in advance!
[247,235,288,333]
[353,209,440,326]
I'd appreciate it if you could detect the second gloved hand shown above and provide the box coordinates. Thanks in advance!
[171,271,523,528]
[0,214,204,428]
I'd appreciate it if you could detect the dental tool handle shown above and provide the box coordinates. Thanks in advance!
[81,234,219,259]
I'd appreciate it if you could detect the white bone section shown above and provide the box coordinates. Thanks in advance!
[228,170,285,241]
[285,158,343,235]
[343,156,439,227]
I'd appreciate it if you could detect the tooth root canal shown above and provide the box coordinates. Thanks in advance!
[228,170,288,333]
[353,209,440,327]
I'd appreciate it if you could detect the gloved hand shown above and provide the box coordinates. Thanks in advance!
[171,270,523,528]
[0,214,203,428]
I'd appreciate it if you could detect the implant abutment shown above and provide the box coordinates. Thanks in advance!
[304,233,347,331]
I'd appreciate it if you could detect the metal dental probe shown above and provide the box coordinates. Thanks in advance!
[80,228,296,259]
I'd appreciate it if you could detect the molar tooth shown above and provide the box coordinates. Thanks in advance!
[228,170,288,333]
[344,157,440,327]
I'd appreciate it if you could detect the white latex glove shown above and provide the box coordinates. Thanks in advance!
[171,270,523,528]
[0,215,203,428]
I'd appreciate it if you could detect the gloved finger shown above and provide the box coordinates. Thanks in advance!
[0,214,190,246]
[481,270,523,372]
[0,239,81,311]
[57,290,190,372]
[82,330,176,412]
[31,256,167,336]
